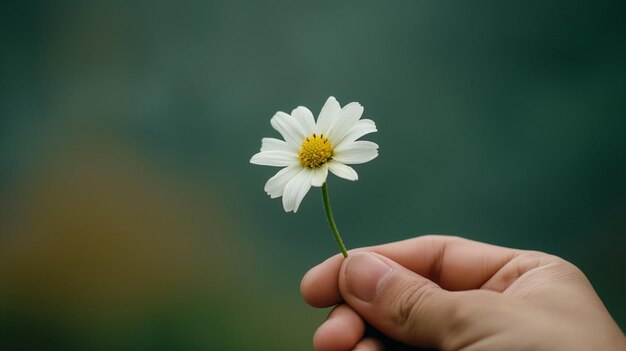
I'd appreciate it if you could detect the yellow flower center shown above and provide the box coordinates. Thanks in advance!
[299,133,333,168]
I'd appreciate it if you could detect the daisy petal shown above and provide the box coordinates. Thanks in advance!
[260,137,296,152]
[316,96,341,135]
[271,111,306,149]
[282,168,313,212]
[310,164,329,187]
[264,164,301,198]
[334,119,377,149]
[328,102,364,146]
[328,160,359,181]
[292,106,316,136]
[334,141,379,164]
[250,151,298,167]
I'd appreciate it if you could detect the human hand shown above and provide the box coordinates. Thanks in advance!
[301,235,625,350]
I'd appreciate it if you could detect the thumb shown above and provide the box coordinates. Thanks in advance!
[338,252,458,348]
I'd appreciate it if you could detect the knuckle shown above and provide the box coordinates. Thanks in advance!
[389,278,435,330]
[419,234,463,243]
[549,257,588,282]
[522,251,587,281]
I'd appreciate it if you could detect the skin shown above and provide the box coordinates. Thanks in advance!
[301,235,626,351]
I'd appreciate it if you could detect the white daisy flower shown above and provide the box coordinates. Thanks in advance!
[250,96,378,213]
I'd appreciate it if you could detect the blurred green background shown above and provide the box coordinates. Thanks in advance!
[1,1,625,349]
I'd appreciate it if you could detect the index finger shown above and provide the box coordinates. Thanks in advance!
[301,235,521,308]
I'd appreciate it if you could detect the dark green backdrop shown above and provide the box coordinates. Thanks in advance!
[1,1,625,349]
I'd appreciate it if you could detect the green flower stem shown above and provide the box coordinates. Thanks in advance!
[322,182,348,258]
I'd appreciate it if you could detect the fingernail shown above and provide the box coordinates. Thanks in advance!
[345,253,392,302]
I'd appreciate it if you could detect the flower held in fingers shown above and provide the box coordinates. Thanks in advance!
[250,96,378,256]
